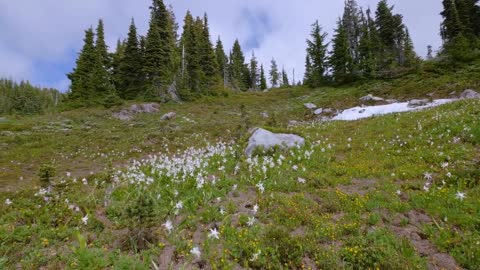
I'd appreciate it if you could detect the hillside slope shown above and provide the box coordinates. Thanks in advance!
[1,83,479,268]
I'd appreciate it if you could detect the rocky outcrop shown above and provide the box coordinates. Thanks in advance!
[161,112,177,120]
[460,89,480,99]
[113,103,160,121]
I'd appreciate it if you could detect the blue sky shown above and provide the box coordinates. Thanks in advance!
[0,0,443,92]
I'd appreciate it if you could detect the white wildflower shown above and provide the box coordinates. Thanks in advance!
[292,165,298,171]
[250,250,261,262]
[190,246,201,259]
[81,215,88,225]
[455,191,466,201]
[5,198,12,205]
[208,228,220,240]
[423,172,433,180]
[163,220,173,233]
[256,182,265,193]
[253,204,259,214]
[247,216,256,227]
[297,177,306,184]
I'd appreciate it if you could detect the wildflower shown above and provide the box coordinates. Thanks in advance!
[446,172,452,178]
[82,178,88,185]
[66,172,71,177]
[298,177,306,184]
[232,184,238,191]
[441,162,449,169]
[250,250,261,262]
[455,191,466,201]
[208,228,220,239]
[163,220,173,233]
[175,201,183,210]
[423,172,433,180]
[247,216,256,226]
[423,184,430,192]
[253,204,259,214]
[292,165,298,171]
[5,198,12,205]
[395,190,402,195]
[190,246,201,259]
[219,208,225,215]
[81,215,88,225]
[256,182,265,193]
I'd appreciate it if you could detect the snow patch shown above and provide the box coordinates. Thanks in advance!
[333,99,458,121]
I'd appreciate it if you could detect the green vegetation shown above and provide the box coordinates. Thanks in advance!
[0,79,62,115]
[1,58,480,268]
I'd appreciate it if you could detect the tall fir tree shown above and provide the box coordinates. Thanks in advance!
[215,37,228,85]
[305,20,329,87]
[143,17,164,99]
[68,28,97,102]
[260,65,267,90]
[95,19,111,69]
[330,18,352,83]
[303,55,313,86]
[342,0,363,73]
[249,52,259,90]
[269,58,280,88]
[111,39,126,93]
[117,19,143,100]
[228,39,248,91]
[403,29,418,67]
[199,13,221,93]
[281,68,290,87]
[150,0,177,85]
[179,11,202,97]
[358,8,379,78]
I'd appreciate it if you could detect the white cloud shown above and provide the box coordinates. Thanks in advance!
[0,0,443,90]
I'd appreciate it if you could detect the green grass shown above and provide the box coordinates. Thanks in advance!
[1,63,480,269]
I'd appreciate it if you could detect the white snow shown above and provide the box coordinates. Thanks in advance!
[332,99,458,121]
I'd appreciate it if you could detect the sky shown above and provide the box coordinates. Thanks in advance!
[0,0,443,92]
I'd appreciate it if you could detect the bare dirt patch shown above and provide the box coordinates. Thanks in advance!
[389,210,462,270]
[338,179,377,195]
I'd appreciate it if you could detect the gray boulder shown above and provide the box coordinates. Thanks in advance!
[245,128,305,156]
[304,103,317,109]
[114,103,160,120]
[408,99,430,108]
[360,94,384,102]
[313,108,323,115]
[161,112,177,120]
[460,89,480,99]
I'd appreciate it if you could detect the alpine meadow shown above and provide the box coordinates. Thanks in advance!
[2,0,480,269]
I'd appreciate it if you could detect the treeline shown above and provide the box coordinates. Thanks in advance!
[0,79,61,115]
[440,0,480,61]
[68,0,290,106]
[304,0,420,86]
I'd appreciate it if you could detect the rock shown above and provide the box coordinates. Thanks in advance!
[0,131,14,137]
[385,99,399,104]
[313,108,323,115]
[360,94,384,102]
[304,103,317,109]
[113,103,160,120]
[161,112,177,120]
[460,89,480,99]
[288,120,300,127]
[323,108,334,114]
[168,81,181,102]
[245,128,305,156]
[408,99,430,108]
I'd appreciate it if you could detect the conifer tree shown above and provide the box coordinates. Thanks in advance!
[403,29,418,67]
[330,18,352,83]
[260,65,267,90]
[111,39,126,92]
[199,13,221,93]
[342,0,363,73]
[303,55,313,86]
[427,45,434,59]
[117,19,143,100]
[228,39,248,91]
[358,8,379,77]
[95,19,111,69]
[68,28,97,102]
[305,21,328,87]
[179,11,202,97]
[215,37,228,85]
[269,58,280,88]
[281,68,289,87]
[249,52,259,90]
[143,18,164,98]
[150,0,177,85]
